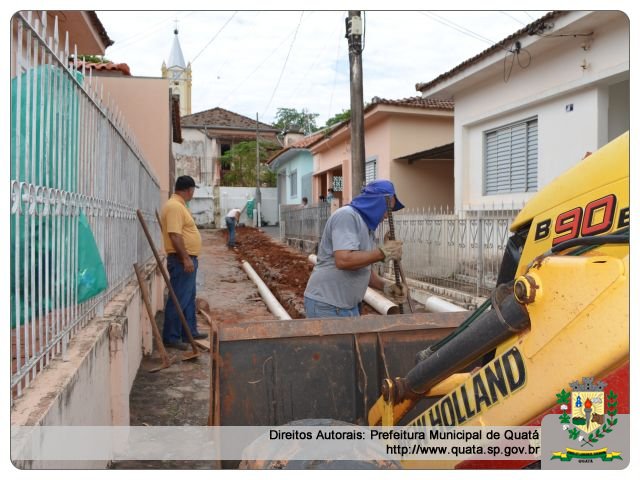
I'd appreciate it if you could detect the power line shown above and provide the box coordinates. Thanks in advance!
[191,11,238,64]
[105,11,194,53]
[500,11,527,26]
[289,11,343,102]
[262,11,305,119]
[217,24,298,108]
[419,11,511,52]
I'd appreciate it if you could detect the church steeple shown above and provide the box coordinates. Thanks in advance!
[161,25,192,116]
[168,28,186,68]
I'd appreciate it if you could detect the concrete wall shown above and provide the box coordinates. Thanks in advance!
[173,128,214,186]
[218,186,278,227]
[389,113,453,160]
[98,76,171,201]
[363,119,392,180]
[191,185,215,226]
[392,159,454,210]
[11,261,163,469]
[275,151,314,205]
[460,87,603,208]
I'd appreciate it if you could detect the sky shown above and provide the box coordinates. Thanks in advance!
[96,10,548,127]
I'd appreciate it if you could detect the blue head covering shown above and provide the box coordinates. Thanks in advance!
[348,179,405,231]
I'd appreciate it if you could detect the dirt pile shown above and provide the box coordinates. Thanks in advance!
[233,226,313,318]
[233,226,376,317]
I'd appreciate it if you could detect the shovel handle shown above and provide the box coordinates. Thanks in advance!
[134,262,171,369]
[136,209,199,355]
[384,197,414,313]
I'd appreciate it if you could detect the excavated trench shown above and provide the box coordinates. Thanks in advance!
[232,226,375,318]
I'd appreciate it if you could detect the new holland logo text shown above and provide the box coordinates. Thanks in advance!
[410,347,526,427]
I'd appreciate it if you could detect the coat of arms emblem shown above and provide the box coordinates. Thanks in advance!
[552,376,621,462]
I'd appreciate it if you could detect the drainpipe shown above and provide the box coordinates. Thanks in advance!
[241,260,292,320]
[307,254,399,315]
[424,295,466,313]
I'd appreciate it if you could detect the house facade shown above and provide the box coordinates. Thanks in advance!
[175,107,279,186]
[91,71,173,200]
[417,11,629,210]
[267,131,323,205]
[309,97,455,209]
[174,107,279,225]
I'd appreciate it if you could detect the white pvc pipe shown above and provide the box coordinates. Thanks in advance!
[241,260,292,320]
[307,254,399,315]
[424,295,466,313]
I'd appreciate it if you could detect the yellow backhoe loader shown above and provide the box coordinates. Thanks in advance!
[210,131,629,469]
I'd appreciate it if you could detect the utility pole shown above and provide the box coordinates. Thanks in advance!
[255,113,261,228]
[346,10,365,199]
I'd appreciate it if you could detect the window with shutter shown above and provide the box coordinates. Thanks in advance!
[365,157,377,184]
[484,118,538,195]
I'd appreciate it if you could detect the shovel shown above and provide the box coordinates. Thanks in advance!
[385,197,414,313]
[136,209,200,361]
[133,262,174,372]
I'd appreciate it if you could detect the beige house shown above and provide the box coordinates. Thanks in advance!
[309,97,454,209]
[89,70,174,200]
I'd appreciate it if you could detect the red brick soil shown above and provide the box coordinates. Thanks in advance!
[233,226,375,317]
[231,226,313,318]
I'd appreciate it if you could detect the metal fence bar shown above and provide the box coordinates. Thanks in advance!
[279,203,331,244]
[280,202,522,299]
[10,11,162,398]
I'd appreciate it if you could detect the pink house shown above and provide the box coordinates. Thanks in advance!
[309,97,455,209]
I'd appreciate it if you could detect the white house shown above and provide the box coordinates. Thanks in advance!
[416,11,629,210]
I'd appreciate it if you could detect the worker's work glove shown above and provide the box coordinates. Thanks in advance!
[383,282,408,304]
[379,239,403,262]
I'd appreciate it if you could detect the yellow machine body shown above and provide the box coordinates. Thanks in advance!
[370,132,629,469]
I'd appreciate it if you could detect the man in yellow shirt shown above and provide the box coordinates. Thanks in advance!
[160,176,206,349]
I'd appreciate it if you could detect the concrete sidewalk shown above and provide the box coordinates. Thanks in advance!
[111,229,273,469]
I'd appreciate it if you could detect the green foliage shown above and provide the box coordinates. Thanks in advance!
[559,413,570,424]
[78,54,111,64]
[555,389,570,404]
[324,109,351,128]
[220,140,279,187]
[274,107,319,135]
[568,428,580,440]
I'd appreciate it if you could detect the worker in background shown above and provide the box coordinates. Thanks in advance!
[301,196,309,207]
[225,207,242,248]
[326,188,335,204]
[160,175,207,350]
[304,180,407,318]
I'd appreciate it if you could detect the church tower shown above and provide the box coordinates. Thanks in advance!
[161,27,192,116]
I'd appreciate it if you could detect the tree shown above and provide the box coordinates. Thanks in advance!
[220,140,279,187]
[273,107,319,135]
[78,54,111,63]
[324,109,351,128]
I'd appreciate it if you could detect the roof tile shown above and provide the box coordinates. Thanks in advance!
[416,11,564,93]
[76,60,131,76]
[369,96,454,110]
[181,107,277,130]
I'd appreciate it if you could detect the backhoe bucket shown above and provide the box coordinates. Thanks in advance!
[209,311,467,427]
